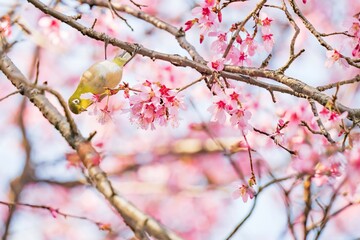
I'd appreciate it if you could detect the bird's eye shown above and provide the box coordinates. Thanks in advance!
[72,99,80,105]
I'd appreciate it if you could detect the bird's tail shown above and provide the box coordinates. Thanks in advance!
[113,50,134,67]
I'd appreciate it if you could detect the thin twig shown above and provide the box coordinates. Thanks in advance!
[253,127,296,155]
[34,58,40,84]
[0,200,112,232]
[302,175,312,240]
[0,90,20,101]
[242,131,256,184]
[129,0,147,9]
[308,99,336,143]
[177,76,205,92]
[316,75,360,91]
[226,196,258,239]
[320,31,352,37]
[107,0,134,31]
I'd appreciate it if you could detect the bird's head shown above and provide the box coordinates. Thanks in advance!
[68,96,93,114]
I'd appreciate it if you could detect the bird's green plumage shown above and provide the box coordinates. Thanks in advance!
[68,51,133,114]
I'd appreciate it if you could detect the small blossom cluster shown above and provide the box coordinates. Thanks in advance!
[80,82,185,128]
[187,2,274,70]
[207,16,274,69]
[184,0,222,43]
[78,92,116,125]
[291,143,343,186]
[270,119,288,144]
[128,80,185,130]
[207,86,252,133]
[319,107,348,136]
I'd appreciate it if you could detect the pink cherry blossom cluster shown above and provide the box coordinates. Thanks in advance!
[81,82,185,129]
[184,0,222,43]
[274,101,348,187]
[78,92,115,125]
[291,143,343,186]
[186,1,275,70]
[270,119,287,145]
[128,80,185,130]
[208,86,252,134]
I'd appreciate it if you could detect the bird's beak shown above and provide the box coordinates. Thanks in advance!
[80,107,88,112]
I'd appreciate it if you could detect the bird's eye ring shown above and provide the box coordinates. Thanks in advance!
[72,99,80,105]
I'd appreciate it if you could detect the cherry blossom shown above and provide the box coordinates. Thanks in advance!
[208,95,228,124]
[229,109,252,133]
[352,42,360,57]
[209,31,228,53]
[184,18,199,31]
[207,57,225,71]
[97,105,113,125]
[349,21,360,39]
[243,35,258,56]
[319,107,348,133]
[325,50,349,68]
[260,16,273,34]
[232,184,256,203]
[270,119,287,144]
[262,34,274,53]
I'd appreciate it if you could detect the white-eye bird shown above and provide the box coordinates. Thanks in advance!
[68,51,132,114]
